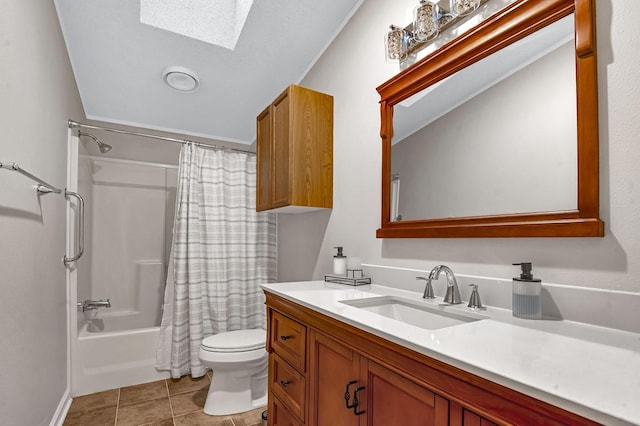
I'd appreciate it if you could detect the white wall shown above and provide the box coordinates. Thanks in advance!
[0,1,84,425]
[279,0,640,296]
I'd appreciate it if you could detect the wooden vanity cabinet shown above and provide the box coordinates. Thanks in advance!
[265,292,600,426]
[256,84,333,213]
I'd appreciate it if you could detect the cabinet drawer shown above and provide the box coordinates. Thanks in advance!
[271,354,306,422]
[272,395,304,426]
[271,311,306,372]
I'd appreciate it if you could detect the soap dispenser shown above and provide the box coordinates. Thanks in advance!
[512,262,542,319]
[333,247,347,276]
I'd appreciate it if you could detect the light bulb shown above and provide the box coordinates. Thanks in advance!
[385,25,408,62]
[449,0,480,17]
[414,1,439,42]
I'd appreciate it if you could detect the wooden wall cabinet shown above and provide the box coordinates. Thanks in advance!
[256,85,333,213]
[265,292,599,426]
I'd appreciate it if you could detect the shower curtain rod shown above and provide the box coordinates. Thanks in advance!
[68,120,255,155]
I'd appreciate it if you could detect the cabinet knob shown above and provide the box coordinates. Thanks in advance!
[280,335,292,341]
[280,380,291,387]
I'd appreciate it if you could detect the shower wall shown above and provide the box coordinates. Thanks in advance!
[78,155,177,330]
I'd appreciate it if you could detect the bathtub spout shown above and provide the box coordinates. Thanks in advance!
[78,299,111,312]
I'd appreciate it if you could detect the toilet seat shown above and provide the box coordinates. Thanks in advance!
[201,329,266,353]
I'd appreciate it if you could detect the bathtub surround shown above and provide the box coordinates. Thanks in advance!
[70,147,178,396]
[78,155,177,328]
[157,145,277,378]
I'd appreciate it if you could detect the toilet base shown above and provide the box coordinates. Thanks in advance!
[203,370,268,416]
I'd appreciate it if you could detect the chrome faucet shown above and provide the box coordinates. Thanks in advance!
[77,299,111,312]
[428,265,463,304]
[416,276,435,299]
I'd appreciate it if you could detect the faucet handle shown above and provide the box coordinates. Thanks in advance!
[467,284,484,310]
[417,276,435,299]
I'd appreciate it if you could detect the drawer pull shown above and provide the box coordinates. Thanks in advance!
[344,380,358,409]
[353,386,366,416]
[280,335,292,341]
[280,380,291,387]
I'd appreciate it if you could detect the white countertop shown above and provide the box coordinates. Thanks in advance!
[262,281,640,425]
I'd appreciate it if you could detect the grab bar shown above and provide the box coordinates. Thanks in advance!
[0,161,62,195]
[64,190,84,266]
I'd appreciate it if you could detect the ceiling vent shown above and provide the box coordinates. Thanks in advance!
[162,66,200,92]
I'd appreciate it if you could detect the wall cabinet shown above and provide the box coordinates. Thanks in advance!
[265,292,599,426]
[256,84,333,213]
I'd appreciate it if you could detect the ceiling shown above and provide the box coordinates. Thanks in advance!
[54,0,363,145]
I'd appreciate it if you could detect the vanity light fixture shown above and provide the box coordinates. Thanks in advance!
[385,0,484,63]
[450,0,481,17]
[162,66,200,92]
[413,0,439,42]
[385,25,409,62]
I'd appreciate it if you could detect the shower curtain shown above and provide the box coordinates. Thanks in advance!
[156,144,276,378]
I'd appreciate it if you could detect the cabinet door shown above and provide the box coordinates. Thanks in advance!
[271,88,291,208]
[256,105,272,211]
[363,360,449,426]
[308,330,360,426]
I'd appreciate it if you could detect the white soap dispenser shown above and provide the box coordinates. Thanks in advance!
[512,262,542,319]
[333,246,347,276]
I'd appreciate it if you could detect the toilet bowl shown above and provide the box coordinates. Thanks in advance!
[198,329,268,416]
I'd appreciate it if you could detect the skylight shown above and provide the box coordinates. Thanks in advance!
[140,0,254,51]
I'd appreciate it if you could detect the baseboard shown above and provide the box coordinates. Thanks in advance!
[49,389,72,426]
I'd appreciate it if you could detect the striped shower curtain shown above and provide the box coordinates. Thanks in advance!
[156,144,277,378]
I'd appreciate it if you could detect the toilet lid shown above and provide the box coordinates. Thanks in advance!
[201,329,266,353]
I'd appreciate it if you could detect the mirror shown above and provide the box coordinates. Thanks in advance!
[377,0,603,238]
[393,15,576,221]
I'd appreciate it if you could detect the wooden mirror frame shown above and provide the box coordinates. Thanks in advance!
[377,0,604,238]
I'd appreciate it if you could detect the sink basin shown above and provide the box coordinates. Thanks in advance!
[340,296,487,330]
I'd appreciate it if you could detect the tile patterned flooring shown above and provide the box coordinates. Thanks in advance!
[63,373,265,426]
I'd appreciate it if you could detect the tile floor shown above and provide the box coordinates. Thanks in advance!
[63,373,265,426]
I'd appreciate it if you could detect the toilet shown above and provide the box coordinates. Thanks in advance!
[198,328,268,416]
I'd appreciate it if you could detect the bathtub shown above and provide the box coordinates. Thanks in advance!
[72,314,169,396]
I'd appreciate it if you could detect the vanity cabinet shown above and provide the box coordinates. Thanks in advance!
[265,292,599,426]
[256,84,333,213]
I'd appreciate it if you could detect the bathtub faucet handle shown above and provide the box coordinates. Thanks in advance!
[79,299,112,312]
